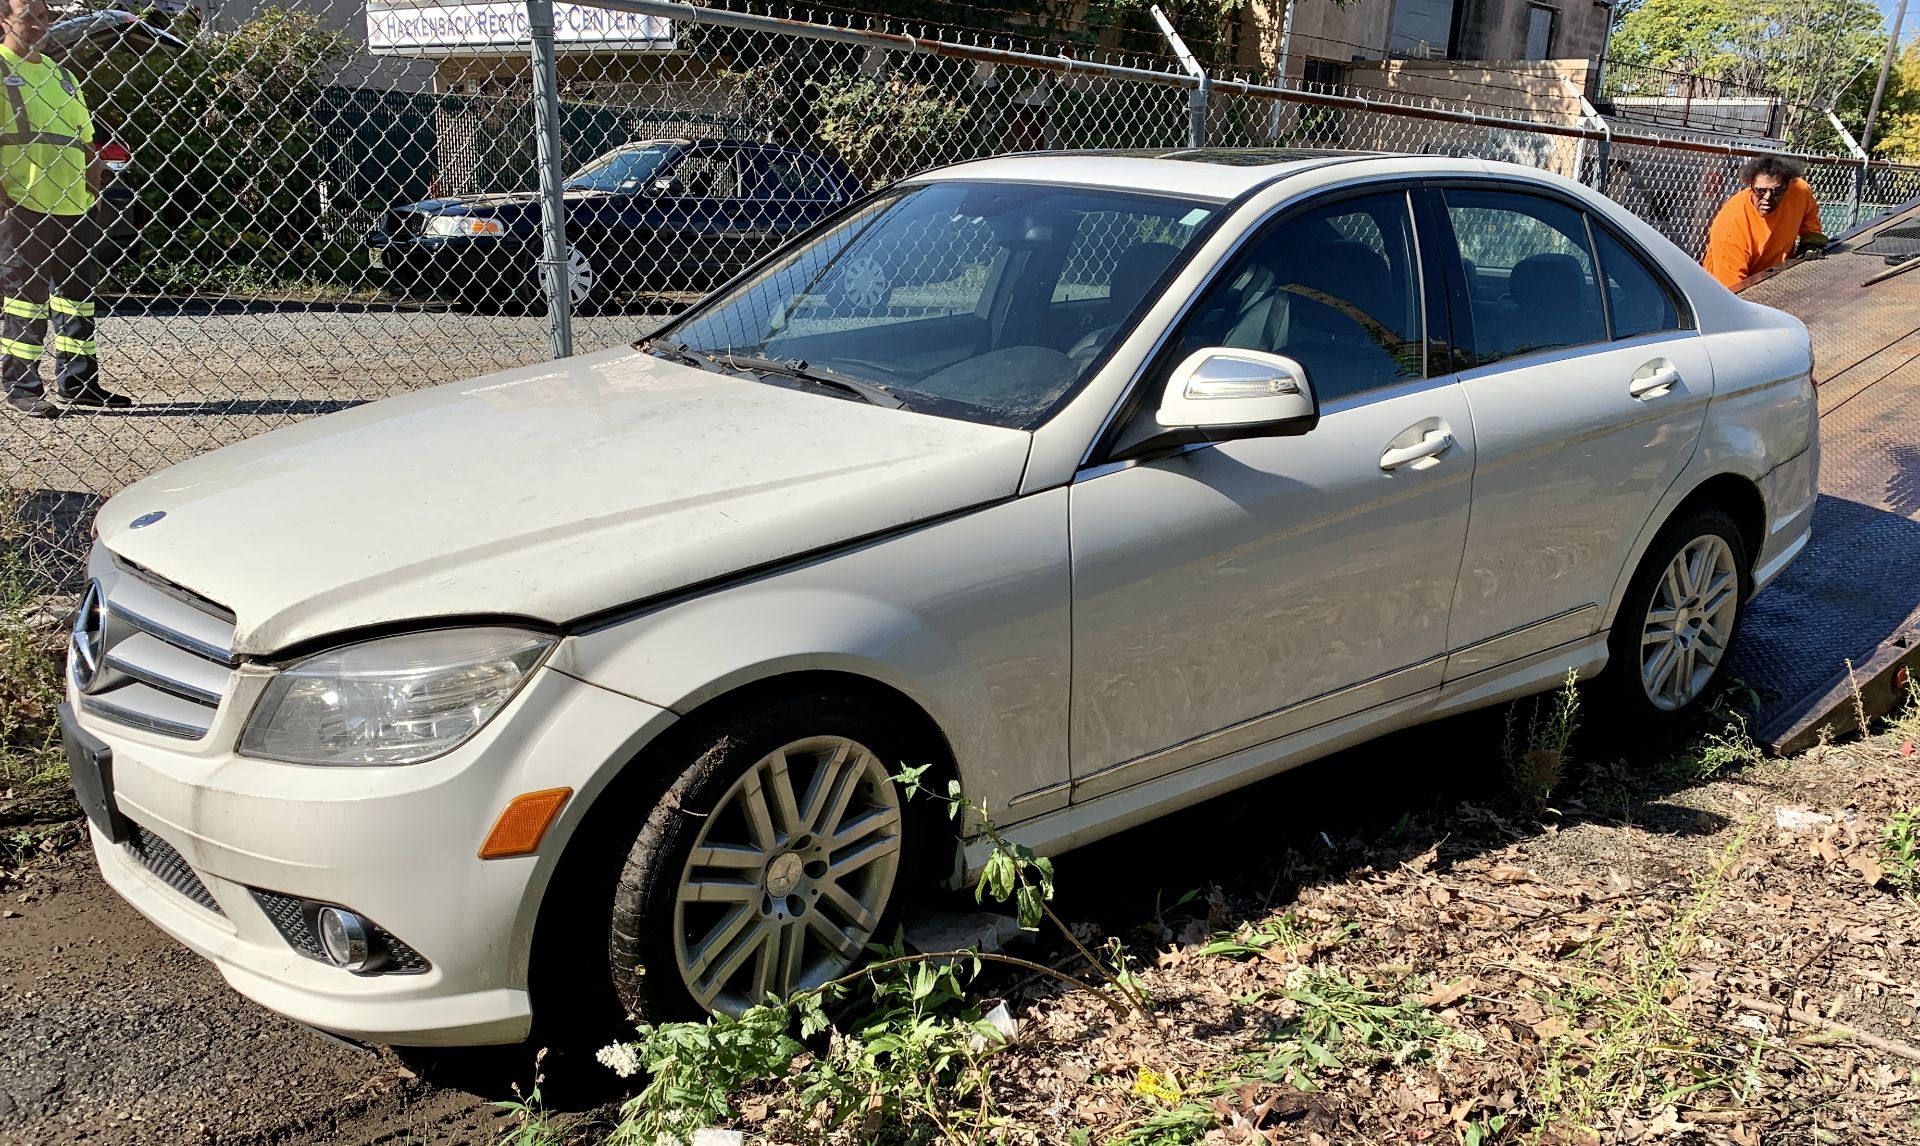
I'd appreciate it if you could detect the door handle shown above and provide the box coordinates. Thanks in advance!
[1380,429,1456,471]
[1630,365,1681,399]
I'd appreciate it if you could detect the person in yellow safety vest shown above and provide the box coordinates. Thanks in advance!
[1,0,129,417]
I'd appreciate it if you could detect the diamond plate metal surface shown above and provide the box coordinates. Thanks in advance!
[1726,204,1920,740]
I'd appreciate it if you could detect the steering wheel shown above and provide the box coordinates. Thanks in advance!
[1066,323,1123,367]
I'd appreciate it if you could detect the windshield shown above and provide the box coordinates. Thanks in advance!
[565,146,671,193]
[660,181,1219,428]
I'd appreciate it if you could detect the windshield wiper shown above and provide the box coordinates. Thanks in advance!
[641,339,715,370]
[643,341,907,410]
[716,351,908,410]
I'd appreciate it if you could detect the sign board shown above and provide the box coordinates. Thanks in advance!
[367,2,676,56]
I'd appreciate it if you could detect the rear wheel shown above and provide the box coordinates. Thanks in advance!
[1601,507,1750,719]
[608,692,922,1023]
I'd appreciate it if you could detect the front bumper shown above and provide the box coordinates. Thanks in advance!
[374,235,535,303]
[72,660,675,1047]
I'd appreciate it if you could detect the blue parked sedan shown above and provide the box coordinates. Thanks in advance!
[369,138,862,312]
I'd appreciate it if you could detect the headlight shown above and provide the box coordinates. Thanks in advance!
[239,628,554,766]
[423,215,507,237]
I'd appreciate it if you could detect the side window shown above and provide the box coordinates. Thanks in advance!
[1592,224,1684,339]
[1443,189,1606,365]
[753,151,837,201]
[1170,191,1425,403]
[665,153,742,199]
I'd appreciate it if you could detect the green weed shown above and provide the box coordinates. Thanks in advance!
[1525,828,1764,1138]
[1650,716,1765,785]
[0,552,65,789]
[1503,670,1581,816]
[1882,808,1920,897]
[1111,969,1478,1145]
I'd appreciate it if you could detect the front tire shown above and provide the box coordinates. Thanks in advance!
[1602,507,1751,719]
[608,692,922,1024]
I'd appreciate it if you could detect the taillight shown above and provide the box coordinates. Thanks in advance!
[97,141,131,172]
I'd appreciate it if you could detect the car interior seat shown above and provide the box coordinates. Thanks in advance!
[1496,251,1599,356]
[1066,242,1182,362]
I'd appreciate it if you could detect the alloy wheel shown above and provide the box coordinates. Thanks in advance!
[672,735,903,1014]
[1640,534,1739,711]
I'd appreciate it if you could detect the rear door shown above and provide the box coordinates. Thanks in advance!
[1425,183,1713,677]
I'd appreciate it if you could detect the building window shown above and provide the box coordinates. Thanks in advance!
[1390,0,1456,57]
[1525,5,1557,60]
[1302,59,1345,94]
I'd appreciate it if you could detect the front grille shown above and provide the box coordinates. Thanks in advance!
[76,547,237,741]
[250,889,430,975]
[127,825,224,916]
[387,209,427,238]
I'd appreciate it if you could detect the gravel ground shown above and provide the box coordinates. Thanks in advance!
[0,298,674,589]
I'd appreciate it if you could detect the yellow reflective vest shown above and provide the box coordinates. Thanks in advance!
[0,44,94,217]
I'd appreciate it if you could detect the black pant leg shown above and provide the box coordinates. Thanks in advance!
[49,211,99,396]
[1,210,52,399]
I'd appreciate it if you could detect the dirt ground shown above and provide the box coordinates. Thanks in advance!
[7,702,1920,1145]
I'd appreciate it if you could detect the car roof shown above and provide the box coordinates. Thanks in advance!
[904,149,1573,203]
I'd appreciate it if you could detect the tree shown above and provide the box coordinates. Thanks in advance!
[1608,0,1887,139]
[1871,40,1920,160]
[78,8,357,287]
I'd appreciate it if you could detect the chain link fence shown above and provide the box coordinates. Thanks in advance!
[4,0,1917,594]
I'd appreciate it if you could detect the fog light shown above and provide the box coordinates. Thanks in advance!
[317,907,371,971]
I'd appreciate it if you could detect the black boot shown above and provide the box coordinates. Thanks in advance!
[55,383,132,409]
[7,391,59,417]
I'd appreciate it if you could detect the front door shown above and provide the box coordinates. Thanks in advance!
[1428,185,1713,675]
[1068,188,1475,798]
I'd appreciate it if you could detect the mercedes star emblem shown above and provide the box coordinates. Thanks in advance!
[70,581,105,693]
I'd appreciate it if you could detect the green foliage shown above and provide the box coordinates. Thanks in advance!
[1607,0,1888,142]
[601,998,811,1143]
[1112,969,1477,1146]
[0,550,64,788]
[77,8,356,289]
[811,72,973,190]
[1875,42,1920,161]
[1882,808,1920,898]
[1502,670,1581,817]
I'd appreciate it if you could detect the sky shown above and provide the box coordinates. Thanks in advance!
[1880,0,1920,44]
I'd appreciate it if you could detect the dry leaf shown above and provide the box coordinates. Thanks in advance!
[1419,977,1477,1009]
[1848,853,1886,885]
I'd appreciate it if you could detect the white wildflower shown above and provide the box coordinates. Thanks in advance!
[596,1041,642,1078]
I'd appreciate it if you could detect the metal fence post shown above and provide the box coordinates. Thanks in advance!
[1189,75,1210,149]
[526,0,574,359]
[1827,110,1871,229]
[1150,5,1208,149]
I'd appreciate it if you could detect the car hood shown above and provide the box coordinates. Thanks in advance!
[97,348,1033,657]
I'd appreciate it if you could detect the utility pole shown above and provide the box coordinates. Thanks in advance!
[1863,0,1910,155]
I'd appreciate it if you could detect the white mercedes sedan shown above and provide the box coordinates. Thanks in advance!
[64,149,1816,1047]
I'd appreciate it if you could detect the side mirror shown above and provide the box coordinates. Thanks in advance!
[1155,348,1318,438]
[649,176,680,196]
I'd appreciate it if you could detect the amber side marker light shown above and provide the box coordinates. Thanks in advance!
[479,788,573,859]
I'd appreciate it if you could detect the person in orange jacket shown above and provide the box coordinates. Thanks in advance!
[1702,155,1829,290]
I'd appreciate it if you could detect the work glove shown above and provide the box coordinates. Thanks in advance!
[1794,233,1830,260]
